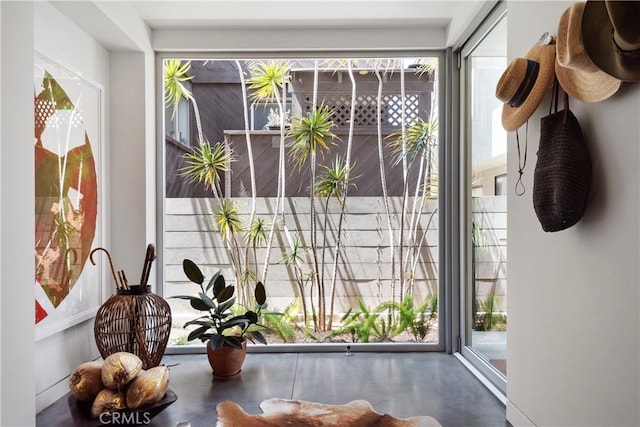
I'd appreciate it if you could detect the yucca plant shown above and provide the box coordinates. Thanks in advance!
[287,104,337,170]
[164,60,192,117]
[246,60,292,286]
[179,141,233,200]
[215,199,243,241]
[164,59,205,143]
[281,234,313,328]
[387,115,439,296]
[286,105,338,331]
[244,218,268,276]
[323,60,359,331]
[166,60,268,310]
[315,157,357,312]
[246,60,291,105]
[388,116,438,167]
[315,157,356,207]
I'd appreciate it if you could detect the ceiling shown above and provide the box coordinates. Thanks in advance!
[53,1,493,51]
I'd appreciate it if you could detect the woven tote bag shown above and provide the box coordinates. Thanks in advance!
[533,82,591,232]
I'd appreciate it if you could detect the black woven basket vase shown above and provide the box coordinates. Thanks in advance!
[533,97,591,232]
[94,285,172,369]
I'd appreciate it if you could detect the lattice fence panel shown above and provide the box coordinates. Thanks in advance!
[304,93,421,128]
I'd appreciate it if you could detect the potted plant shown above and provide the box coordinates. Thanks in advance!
[264,107,292,130]
[173,258,268,380]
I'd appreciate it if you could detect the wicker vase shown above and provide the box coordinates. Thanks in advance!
[94,285,171,369]
[206,338,247,381]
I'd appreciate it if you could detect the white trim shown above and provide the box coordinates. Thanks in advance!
[506,400,536,427]
[454,352,506,404]
[166,342,444,355]
[36,377,71,413]
[152,27,447,53]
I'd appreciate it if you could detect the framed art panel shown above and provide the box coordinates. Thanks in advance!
[34,52,105,340]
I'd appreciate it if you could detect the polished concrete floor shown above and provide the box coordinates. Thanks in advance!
[37,352,507,427]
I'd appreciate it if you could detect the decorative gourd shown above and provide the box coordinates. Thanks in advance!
[101,352,142,389]
[126,365,170,409]
[90,389,126,419]
[69,361,104,402]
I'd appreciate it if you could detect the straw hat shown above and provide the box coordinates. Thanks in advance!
[555,2,621,102]
[582,0,640,81]
[496,41,556,132]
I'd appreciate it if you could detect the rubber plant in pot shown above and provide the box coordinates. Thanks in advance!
[174,258,268,380]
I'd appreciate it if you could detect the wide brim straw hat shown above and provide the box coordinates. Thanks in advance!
[582,0,640,82]
[496,41,556,132]
[555,2,621,102]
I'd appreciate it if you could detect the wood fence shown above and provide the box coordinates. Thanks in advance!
[164,196,507,323]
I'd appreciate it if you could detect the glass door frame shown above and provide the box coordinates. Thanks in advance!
[457,1,508,394]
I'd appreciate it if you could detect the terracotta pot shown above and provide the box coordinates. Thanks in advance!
[206,338,247,381]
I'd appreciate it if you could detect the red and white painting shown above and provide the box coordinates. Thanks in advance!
[34,53,103,339]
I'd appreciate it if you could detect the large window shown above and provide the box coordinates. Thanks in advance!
[161,56,444,349]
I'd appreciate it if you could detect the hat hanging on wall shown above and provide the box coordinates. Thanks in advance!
[582,0,640,81]
[555,2,621,102]
[496,35,556,132]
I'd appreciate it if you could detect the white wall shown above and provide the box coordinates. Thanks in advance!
[1,3,36,426]
[506,2,640,426]
[33,2,111,412]
[30,1,156,415]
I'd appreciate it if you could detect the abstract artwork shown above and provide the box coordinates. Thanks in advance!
[34,52,103,339]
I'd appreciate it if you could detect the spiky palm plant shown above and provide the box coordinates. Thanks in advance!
[388,116,438,167]
[164,60,192,117]
[214,198,248,303]
[246,60,291,105]
[323,60,358,331]
[166,59,268,310]
[287,104,337,170]
[247,60,292,286]
[164,59,205,143]
[179,141,232,201]
[387,115,438,295]
[215,199,243,241]
[281,234,313,328]
[315,157,356,207]
[286,104,338,331]
[245,217,268,250]
[315,157,357,330]
[244,217,268,287]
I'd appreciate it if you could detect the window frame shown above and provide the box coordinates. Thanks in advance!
[156,51,448,354]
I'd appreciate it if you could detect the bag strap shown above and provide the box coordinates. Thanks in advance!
[562,90,569,125]
[549,78,559,115]
[548,77,570,125]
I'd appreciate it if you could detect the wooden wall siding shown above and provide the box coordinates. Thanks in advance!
[472,197,508,312]
[166,61,436,198]
[165,138,211,198]
[166,83,243,198]
[164,196,506,317]
[224,130,428,198]
[165,61,245,198]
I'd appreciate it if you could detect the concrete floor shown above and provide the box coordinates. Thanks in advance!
[37,352,507,427]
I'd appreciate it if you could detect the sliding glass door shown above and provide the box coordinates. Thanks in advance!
[460,5,507,392]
